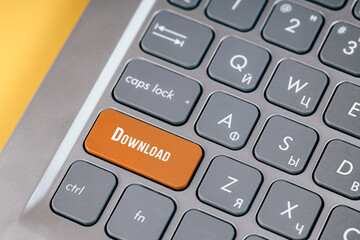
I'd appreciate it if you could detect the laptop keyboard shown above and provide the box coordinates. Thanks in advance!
[50,0,360,239]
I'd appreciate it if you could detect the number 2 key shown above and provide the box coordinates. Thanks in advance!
[262,1,323,54]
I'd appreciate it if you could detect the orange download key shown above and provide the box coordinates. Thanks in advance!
[85,109,203,190]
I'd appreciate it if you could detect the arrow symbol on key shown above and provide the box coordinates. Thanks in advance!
[152,31,185,47]
[154,23,187,39]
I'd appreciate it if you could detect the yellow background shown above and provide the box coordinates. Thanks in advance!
[0,0,89,151]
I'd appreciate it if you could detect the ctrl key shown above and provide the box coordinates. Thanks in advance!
[51,161,117,226]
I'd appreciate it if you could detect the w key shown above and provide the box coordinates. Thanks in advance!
[266,59,328,116]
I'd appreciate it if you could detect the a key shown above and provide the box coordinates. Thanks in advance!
[262,1,323,53]
[324,82,360,139]
[308,0,347,10]
[141,11,213,69]
[257,180,323,240]
[208,36,270,92]
[320,22,360,76]
[113,59,201,125]
[198,156,262,216]
[355,1,360,20]
[206,0,267,32]
[106,185,175,240]
[169,0,201,9]
[314,139,360,199]
[266,59,328,115]
[254,115,318,174]
[51,161,117,226]
[245,235,268,240]
[196,92,259,150]
[85,109,203,190]
[172,209,236,240]
[319,206,360,239]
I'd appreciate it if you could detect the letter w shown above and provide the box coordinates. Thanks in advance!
[128,137,140,148]
[288,76,308,93]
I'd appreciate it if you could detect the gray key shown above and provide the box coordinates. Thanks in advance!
[106,185,175,240]
[51,161,117,226]
[262,1,323,53]
[172,209,235,240]
[141,11,213,69]
[198,156,262,216]
[314,140,360,199]
[266,59,328,115]
[254,116,318,174]
[208,37,270,92]
[196,92,259,149]
[245,235,267,240]
[319,206,360,240]
[257,180,323,240]
[355,1,360,20]
[113,59,201,125]
[169,0,200,9]
[206,0,267,32]
[320,22,360,76]
[308,0,347,10]
[324,82,360,139]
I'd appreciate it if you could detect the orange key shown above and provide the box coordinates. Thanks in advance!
[85,109,203,190]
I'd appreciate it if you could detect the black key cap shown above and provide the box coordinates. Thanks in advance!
[319,206,360,240]
[262,1,323,53]
[208,36,270,92]
[198,156,262,216]
[196,92,259,150]
[257,180,323,240]
[320,22,360,76]
[206,0,267,31]
[141,11,213,69]
[51,161,117,226]
[266,59,328,115]
[254,116,318,174]
[324,82,360,139]
[245,236,268,240]
[169,0,201,9]
[113,59,201,125]
[308,0,347,10]
[106,185,175,240]
[172,209,236,240]
[314,140,360,199]
[355,1,360,20]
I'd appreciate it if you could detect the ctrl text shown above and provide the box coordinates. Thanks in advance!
[65,183,85,196]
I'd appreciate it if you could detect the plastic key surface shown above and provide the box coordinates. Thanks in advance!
[106,185,175,240]
[262,1,323,53]
[51,161,117,226]
[320,22,360,77]
[319,206,360,239]
[141,11,213,69]
[314,140,360,199]
[324,82,360,139]
[85,109,203,190]
[172,209,235,240]
[206,0,267,32]
[257,180,323,240]
[113,59,201,125]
